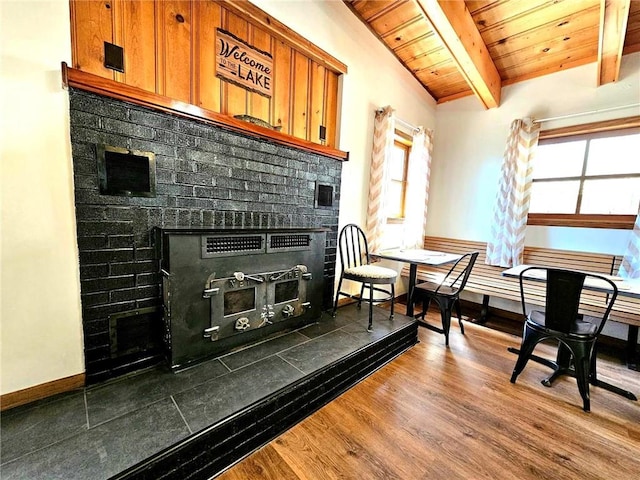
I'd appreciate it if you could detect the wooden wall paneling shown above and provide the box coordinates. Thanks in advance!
[248,25,273,124]
[193,0,222,112]
[292,51,310,140]
[309,61,326,144]
[223,11,249,116]
[113,0,156,91]
[70,0,115,79]
[156,0,192,103]
[323,71,339,148]
[272,40,293,135]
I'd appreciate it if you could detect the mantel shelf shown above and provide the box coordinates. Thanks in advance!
[61,62,348,162]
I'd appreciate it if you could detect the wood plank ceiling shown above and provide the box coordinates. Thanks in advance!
[345,0,640,109]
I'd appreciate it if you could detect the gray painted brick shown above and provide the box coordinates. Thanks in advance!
[83,301,137,321]
[80,264,109,280]
[108,235,134,248]
[70,110,101,128]
[176,171,213,186]
[102,117,155,140]
[80,249,134,265]
[81,275,135,294]
[128,138,176,157]
[110,261,155,276]
[129,109,177,130]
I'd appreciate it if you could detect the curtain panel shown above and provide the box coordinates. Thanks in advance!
[619,206,640,278]
[405,127,433,248]
[366,106,395,254]
[486,118,540,267]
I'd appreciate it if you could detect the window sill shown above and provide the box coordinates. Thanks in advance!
[527,214,636,229]
[386,218,406,225]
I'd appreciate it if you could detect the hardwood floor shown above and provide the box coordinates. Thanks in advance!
[217,311,640,480]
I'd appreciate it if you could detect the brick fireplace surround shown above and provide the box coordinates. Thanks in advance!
[69,89,342,383]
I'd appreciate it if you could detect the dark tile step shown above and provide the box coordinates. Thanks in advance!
[109,320,419,480]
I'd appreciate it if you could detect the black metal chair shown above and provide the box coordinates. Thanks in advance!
[332,224,396,332]
[413,252,478,346]
[510,266,618,412]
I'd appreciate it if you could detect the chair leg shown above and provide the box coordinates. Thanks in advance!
[440,300,453,347]
[589,343,599,386]
[574,353,591,412]
[420,298,432,320]
[454,298,464,335]
[389,283,395,320]
[332,276,344,317]
[357,283,365,309]
[367,283,374,332]
[510,327,541,383]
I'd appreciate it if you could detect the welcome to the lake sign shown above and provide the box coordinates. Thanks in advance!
[216,29,273,98]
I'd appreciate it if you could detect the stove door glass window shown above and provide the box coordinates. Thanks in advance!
[275,280,299,304]
[224,288,256,316]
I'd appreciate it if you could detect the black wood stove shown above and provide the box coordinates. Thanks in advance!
[158,228,327,369]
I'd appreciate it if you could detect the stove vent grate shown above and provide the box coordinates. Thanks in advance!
[202,235,264,258]
[268,234,312,252]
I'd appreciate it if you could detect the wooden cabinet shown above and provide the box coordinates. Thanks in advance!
[70,0,114,78]
[69,0,346,148]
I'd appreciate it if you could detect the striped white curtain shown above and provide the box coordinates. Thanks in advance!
[619,205,640,278]
[404,127,433,248]
[366,106,395,253]
[486,118,540,267]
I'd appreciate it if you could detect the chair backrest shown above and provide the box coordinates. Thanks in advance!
[337,224,370,270]
[519,266,619,335]
[438,251,479,294]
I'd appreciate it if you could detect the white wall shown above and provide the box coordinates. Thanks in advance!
[429,52,640,338]
[1,0,84,395]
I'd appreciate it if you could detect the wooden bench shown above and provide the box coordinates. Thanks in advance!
[401,236,640,355]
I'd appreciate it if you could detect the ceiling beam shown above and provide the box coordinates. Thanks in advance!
[417,0,501,109]
[597,0,631,86]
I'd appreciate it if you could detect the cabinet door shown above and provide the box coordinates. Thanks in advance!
[248,25,272,124]
[223,11,248,116]
[115,0,156,91]
[156,0,192,103]
[324,71,340,148]
[309,62,325,144]
[193,0,222,112]
[70,0,114,79]
[291,51,309,140]
[272,40,292,135]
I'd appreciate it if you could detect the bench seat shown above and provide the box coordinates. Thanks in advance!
[401,236,640,345]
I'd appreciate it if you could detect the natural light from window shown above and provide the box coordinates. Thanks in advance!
[529,131,640,216]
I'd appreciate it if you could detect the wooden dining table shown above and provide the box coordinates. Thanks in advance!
[502,264,640,299]
[373,248,462,317]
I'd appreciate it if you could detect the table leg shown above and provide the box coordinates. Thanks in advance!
[406,263,417,317]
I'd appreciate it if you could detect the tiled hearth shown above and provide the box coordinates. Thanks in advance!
[1,305,417,480]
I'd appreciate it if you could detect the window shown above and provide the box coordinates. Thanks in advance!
[528,123,640,229]
[386,132,411,222]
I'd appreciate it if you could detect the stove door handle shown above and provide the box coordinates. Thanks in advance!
[203,287,220,298]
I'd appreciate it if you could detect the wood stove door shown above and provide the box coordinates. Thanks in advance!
[204,273,267,341]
